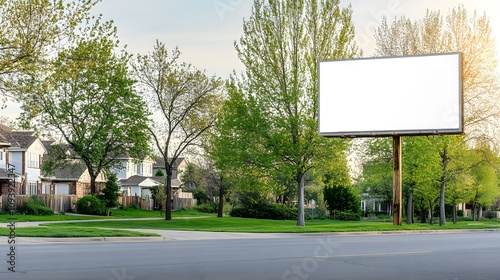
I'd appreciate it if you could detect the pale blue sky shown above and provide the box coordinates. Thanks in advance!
[91,0,500,77]
[1,0,499,118]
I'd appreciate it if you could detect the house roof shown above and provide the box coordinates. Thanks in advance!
[153,157,185,169]
[0,124,37,149]
[118,175,182,188]
[47,162,87,181]
[0,168,23,179]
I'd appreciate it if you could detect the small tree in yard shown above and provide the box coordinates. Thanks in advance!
[99,173,121,216]
[323,184,361,218]
[151,185,167,217]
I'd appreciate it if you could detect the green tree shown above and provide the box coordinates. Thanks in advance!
[374,5,500,226]
[134,41,224,220]
[99,173,121,216]
[33,36,151,194]
[211,0,359,227]
[0,0,98,99]
[151,185,167,217]
[469,145,500,221]
[323,184,360,216]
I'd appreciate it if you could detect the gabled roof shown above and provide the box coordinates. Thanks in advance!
[153,157,185,169]
[118,175,182,188]
[0,168,23,179]
[46,162,87,181]
[0,124,37,149]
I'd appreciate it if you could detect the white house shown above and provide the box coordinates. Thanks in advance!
[112,156,154,180]
[0,125,46,195]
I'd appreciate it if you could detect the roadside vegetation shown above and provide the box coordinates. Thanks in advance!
[0,226,159,238]
[42,216,500,234]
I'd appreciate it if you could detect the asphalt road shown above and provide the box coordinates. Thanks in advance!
[1,231,499,280]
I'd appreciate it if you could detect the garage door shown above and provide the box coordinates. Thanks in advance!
[55,183,69,195]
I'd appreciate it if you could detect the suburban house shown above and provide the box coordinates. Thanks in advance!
[117,157,192,210]
[153,157,187,178]
[0,124,46,196]
[113,156,155,180]
[40,141,106,197]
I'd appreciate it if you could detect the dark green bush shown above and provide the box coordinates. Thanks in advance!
[194,203,218,213]
[457,210,464,217]
[21,196,54,215]
[332,211,361,221]
[323,184,361,216]
[483,211,497,219]
[76,195,105,215]
[230,203,297,220]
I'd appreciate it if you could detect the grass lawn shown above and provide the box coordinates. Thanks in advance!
[0,208,213,222]
[0,226,160,238]
[43,217,500,233]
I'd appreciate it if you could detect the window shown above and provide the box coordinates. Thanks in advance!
[29,182,37,195]
[28,153,39,168]
[0,150,3,161]
[42,184,51,194]
[136,163,143,175]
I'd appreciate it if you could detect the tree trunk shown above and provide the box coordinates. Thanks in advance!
[478,206,483,222]
[406,191,413,225]
[90,174,97,194]
[297,173,305,227]
[472,203,476,221]
[452,204,457,224]
[429,200,434,225]
[419,198,426,223]
[439,146,448,226]
[439,178,446,226]
[165,168,172,220]
[217,182,224,218]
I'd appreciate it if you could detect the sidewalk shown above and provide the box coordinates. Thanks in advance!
[2,218,499,244]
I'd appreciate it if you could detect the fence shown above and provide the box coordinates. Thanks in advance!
[0,194,78,213]
[120,195,155,211]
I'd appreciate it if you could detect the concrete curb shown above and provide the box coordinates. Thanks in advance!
[0,236,167,244]
[1,228,499,244]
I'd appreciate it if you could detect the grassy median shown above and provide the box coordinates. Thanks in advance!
[42,217,500,233]
[0,226,160,237]
[0,207,213,223]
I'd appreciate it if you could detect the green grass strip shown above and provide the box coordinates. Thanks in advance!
[0,226,159,237]
[43,217,500,233]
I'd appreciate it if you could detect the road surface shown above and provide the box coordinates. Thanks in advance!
[1,231,499,280]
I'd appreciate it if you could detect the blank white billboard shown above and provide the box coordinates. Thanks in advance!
[318,53,463,137]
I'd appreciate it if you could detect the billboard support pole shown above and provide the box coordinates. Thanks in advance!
[393,135,402,226]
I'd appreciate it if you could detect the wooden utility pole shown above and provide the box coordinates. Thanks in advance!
[393,136,402,226]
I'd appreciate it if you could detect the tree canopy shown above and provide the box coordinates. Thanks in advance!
[0,0,99,100]
[211,0,359,227]
[134,40,224,220]
[35,36,151,194]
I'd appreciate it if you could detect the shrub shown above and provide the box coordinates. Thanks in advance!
[457,210,464,217]
[323,184,361,216]
[21,196,54,215]
[230,203,297,220]
[483,211,497,219]
[76,195,105,215]
[332,211,361,221]
[194,203,218,213]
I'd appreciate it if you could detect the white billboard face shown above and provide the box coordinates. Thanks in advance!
[318,53,463,137]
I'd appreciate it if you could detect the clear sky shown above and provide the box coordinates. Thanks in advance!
[90,0,500,77]
[1,0,500,118]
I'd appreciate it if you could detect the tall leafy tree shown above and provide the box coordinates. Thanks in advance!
[0,0,98,99]
[34,35,151,194]
[374,5,500,225]
[134,41,224,220]
[212,0,359,226]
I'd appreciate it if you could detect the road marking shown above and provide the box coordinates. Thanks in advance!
[316,250,433,258]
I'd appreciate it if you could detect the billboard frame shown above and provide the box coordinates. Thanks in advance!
[318,52,463,138]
